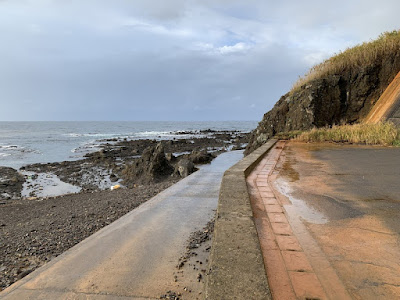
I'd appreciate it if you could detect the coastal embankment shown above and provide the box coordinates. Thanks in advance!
[0,129,249,291]
[205,139,277,299]
[207,140,400,299]
[0,150,244,299]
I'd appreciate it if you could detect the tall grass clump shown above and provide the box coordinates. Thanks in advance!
[292,30,400,91]
[295,122,400,146]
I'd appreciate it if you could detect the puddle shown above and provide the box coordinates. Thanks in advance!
[275,178,328,224]
[280,155,300,182]
[173,151,192,156]
[21,171,82,198]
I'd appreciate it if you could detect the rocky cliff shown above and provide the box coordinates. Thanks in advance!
[245,33,400,155]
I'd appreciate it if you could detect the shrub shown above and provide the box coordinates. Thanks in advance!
[295,122,400,146]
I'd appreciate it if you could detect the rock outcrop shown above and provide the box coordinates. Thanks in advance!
[122,143,174,186]
[174,159,196,178]
[245,49,400,155]
[0,167,25,200]
[188,150,215,164]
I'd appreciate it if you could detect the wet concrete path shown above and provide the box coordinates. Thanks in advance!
[264,142,400,299]
[1,151,244,300]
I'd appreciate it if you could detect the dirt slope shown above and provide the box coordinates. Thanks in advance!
[365,71,400,125]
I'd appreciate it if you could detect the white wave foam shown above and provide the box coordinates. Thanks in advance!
[71,141,103,154]
[0,144,39,155]
[0,145,19,149]
[66,130,207,141]
[71,145,101,153]
[65,133,126,138]
[0,153,11,157]
[135,131,172,136]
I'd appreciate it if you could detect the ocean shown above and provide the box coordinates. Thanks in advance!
[0,121,257,169]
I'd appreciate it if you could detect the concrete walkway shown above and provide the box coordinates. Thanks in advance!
[0,151,244,300]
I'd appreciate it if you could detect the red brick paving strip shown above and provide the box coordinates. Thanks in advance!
[247,141,328,300]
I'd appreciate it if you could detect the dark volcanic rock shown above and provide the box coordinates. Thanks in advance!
[141,143,174,178]
[122,143,174,186]
[174,159,196,178]
[22,132,250,193]
[165,153,176,162]
[245,52,400,154]
[0,167,25,200]
[188,150,215,164]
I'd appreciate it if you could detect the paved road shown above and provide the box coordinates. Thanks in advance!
[0,150,244,300]
[272,142,400,299]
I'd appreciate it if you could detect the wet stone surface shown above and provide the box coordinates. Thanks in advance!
[273,142,400,299]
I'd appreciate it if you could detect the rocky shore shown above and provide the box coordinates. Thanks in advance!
[0,130,249,291]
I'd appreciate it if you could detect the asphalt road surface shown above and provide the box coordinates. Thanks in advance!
[272,142,400,299]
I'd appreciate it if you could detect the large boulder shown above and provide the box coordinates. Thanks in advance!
[122,143,174,186]
[189,150,214,164]
[0,167,25,200]
[174,159,196,178]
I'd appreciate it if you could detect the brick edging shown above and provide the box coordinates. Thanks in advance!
[204,139,277,300]
[247,141,328,299]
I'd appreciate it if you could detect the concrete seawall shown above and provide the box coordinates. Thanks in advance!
[205,139,277,300]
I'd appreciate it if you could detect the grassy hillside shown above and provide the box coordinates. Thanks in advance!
[245,30,400,155]
[293,30,400,91]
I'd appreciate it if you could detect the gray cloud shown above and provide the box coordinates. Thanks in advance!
[0,0,399,121]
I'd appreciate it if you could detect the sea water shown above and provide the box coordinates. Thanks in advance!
[0,121,257,169]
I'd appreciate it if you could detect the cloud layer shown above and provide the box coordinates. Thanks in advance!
[0,0,399,121]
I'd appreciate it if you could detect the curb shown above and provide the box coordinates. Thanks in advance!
[205,139,277,300]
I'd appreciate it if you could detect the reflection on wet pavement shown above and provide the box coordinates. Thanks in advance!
[274,179,328,224]
[272,142,400,299]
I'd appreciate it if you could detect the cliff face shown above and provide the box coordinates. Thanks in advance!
[365,71,400,125]
[245,51,400,155]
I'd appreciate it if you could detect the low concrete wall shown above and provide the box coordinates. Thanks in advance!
[205,139,277,300]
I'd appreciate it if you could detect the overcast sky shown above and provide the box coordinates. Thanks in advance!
[0,0,399,121]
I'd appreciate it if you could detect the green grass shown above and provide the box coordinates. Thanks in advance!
[292,30,400,91]
[294,122,400,146]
